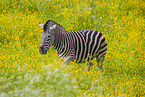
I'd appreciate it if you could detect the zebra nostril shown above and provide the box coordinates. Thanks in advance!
[39,46,44,54]
[44,50,47,54]
[39,45,47,54]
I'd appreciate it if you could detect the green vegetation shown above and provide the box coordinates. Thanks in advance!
[0,0,144,96]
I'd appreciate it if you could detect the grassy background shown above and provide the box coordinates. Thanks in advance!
[0,0,145,96]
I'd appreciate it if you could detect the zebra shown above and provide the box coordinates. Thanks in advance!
[39,20,107,70]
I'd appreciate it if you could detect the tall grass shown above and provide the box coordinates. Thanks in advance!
[0,0,144,96]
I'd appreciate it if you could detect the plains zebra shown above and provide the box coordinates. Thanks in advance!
[39,20,107,70]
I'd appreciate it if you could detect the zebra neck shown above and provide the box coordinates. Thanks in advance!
[53,32,66,51]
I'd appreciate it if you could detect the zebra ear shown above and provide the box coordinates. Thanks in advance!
[38,21,44,28]
[50,24,56,30]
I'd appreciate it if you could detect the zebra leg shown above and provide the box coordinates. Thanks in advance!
[97,56,105,69]
[87,62,93,71]
[60,56,75,68]
[64,56,76,64]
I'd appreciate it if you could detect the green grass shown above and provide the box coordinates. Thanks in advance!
[0,0,145,96]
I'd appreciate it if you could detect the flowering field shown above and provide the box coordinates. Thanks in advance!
[0,0,145,96]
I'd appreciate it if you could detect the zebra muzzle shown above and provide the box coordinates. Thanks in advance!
[39,45,47,54]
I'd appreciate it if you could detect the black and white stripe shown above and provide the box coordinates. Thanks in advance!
[39,20,107,69]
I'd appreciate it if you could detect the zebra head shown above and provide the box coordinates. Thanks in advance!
[38,20,57,54]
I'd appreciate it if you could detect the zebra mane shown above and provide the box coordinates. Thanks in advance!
[44,20,66,33]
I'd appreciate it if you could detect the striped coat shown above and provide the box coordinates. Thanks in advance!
[53,30,107,62]
[39,20,107,70]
